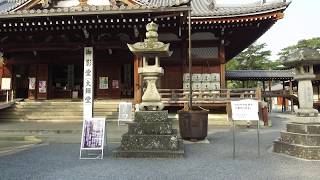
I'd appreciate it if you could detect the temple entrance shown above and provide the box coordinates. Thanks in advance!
[120,63,134,98]
[12,65,29,99]
[50,64,83,99]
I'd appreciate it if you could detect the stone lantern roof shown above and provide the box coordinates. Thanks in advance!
[127,22,172,57]
[283,48,320,68]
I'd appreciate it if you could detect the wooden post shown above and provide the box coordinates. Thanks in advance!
[282,80,285,112]
[134,55,142,104]
[269,79,272,112]
[219,45,226,89]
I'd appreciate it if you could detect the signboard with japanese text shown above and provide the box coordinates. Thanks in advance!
[231,99,259,121]
[99,77,108,89]
[83,47,94,119]
[80,117,106,159]
[38,81,46,93]
[29,77,36,90]
[1,78,11,90]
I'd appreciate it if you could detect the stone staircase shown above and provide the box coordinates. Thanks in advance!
[273,122,320,160]
[0,100,134,121]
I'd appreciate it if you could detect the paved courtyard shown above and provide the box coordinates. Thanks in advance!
[0,113,320,180]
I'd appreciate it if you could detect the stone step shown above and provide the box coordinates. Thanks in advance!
[113,140,184,158]
[134,111,169,123]
[273,139,320,160]
[287,123,320,134]
[127,121,173,135]
[281,131,320,146]
[120,131,179,151]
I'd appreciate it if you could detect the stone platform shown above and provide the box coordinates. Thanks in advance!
[273,122,320,160]
[113,111,184,158]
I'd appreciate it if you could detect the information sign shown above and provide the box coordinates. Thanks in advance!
[118,102,133,126]
[83,47,94,119]
[80,117,106,159]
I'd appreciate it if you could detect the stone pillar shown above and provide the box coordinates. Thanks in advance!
[294,64,318,118]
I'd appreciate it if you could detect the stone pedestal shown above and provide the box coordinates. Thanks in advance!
[274,122,320,160]
[113,111,184,158]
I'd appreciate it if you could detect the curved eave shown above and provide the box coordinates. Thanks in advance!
[191,4,288,20]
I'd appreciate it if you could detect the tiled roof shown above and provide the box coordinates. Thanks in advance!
[0,4,190,18]
[226,70,295,80]
[0,0,289,19]
[134,0,290,18]
[0,0,29,13]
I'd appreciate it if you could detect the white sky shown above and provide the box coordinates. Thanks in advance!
[216,0,320,60]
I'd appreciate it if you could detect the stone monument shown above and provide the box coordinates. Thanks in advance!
[113,22,184,158]
[273,48,320,160]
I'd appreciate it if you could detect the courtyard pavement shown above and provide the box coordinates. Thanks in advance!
[0,113,320,180]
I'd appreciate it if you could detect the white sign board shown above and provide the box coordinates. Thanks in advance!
[83,47,94,119]
[38,81,47,93]
[1,78,11,90]
[231,99,259,121]
[118,102,133,126]
[80,117,106,159]
[29,77,36,90]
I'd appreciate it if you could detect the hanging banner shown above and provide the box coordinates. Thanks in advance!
[38,81,47,93]
[231,99,259,121]
[28,77,36,90]
[1,78,11,90]
[99,77,108,89]
[80,117,106,159]
[83,47,94,119]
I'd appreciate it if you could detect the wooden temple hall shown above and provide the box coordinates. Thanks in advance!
[0,0,290,103]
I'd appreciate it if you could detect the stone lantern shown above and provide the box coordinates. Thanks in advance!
[283,47,320,119]
[273,48,320,160]
[113,22,184,158]
[127,22,172,111]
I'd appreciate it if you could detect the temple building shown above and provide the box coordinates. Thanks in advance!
[0,0,290,104]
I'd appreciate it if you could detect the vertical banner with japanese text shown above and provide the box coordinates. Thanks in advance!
[83,47,94,119]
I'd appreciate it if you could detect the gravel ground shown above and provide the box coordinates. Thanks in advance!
[0,113,320,180]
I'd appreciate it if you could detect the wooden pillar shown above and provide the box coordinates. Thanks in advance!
[134,56,142,104]
[28,64,37,100]
[219,45,226,89]
[262,80,266,101]
[290,80,294,113]
[36,64,48,100]
[282,80,285,112]
[269,79,272,112]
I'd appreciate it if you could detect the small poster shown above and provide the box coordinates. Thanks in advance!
[112,80,119,88]
[1,78,11,90]
[81,118,105,149]
[231,99,259,121]
[29,77,36,90]
[99,77,108,89]
[38,81,47,93]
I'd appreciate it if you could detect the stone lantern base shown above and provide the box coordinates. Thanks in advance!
[113,110,184,158]
[273,121,320,160]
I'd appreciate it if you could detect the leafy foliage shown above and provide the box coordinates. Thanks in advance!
[226,43,272,71]
[278,37,320,60]
[226,43,276,88]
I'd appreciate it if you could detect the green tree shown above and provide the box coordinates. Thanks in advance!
[227,43,271,71]
[226,43,274,88]
[278,37,320,60]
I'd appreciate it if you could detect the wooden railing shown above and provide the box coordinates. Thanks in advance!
[159,88,262,107]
